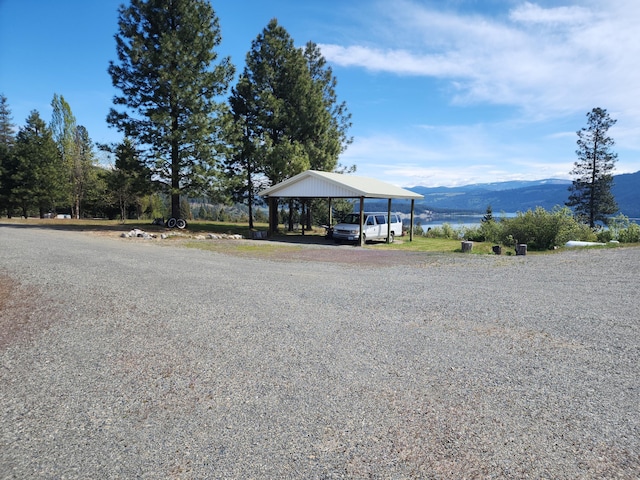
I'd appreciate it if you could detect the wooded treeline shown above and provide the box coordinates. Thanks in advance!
[0,1,352,226]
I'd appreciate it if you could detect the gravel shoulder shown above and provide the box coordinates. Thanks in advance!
[1,224,638,479]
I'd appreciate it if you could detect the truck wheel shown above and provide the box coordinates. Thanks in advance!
[389,231,395,243]
[167,217,177,228]
[176,218,187,229]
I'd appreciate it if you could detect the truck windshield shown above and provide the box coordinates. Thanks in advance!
[341,213,360,224]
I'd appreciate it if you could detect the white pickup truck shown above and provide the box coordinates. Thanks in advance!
[333,212,403,243]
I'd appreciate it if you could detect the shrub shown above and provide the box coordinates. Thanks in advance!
[596,229,613,243]
[607,214,640,243]
[480,219,503,244]
[424,223,460,239]
[463,225,485,242]
[500,206,594,250]
[441,223,456,239]
[619,222,640,243]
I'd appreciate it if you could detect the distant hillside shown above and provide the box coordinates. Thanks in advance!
[404,171,640,218]
[610,172,640,217]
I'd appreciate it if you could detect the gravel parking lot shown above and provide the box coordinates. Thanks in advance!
[1,224,638,479]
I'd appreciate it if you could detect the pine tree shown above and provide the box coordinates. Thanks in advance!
[107,0,234,220]
[227,20,352,229]
[566,108,618,228]
[108,138,152,221]
[0,94,15,149]
[302,41,352,171]
[12,111,63,217]
[0,94,16,215]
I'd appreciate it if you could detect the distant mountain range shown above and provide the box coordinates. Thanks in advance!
[404,171,640,218]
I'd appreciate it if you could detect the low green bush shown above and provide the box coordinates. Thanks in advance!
[500,206,595,250]
[596,229,613,243]
[607,214,640,243]
[424,222,460,240]
[619,223,640,243]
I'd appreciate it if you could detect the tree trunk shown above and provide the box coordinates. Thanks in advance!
[247,165,254,230]
[171,108,181,219]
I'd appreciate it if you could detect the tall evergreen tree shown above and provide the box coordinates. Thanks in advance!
[302,42,353,229]
[0,94,15,149]
[242,19,312,185]
[0,94,17,215]
[107,138,152,221]
[227,20,352,229]
[11,111,63,217]
[302,41,352,171]
[226,76,265,229]
[107,0,234,220]
[566,107,618,228]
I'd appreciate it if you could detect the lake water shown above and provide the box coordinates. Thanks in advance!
[407,213,640,231]
[407,213,517,231]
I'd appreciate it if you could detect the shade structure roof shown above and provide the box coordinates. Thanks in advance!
[259,170,423,200]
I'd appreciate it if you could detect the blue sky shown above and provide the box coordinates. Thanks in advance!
[1,0,639,187]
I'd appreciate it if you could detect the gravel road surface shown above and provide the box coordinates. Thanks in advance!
[1,224,638,479]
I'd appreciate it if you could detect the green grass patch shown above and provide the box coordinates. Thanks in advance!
[372,236,502,254]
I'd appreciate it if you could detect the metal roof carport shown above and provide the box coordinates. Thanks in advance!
[259,170,424,246]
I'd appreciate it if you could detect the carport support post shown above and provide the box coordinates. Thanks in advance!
[358,197,365,246]
[386,198,392,243]
[410,199,415,242]
[268,196,279,235]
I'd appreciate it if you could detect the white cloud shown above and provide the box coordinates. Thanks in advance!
[317,44,469,77]
[509,2,593,25]
[320,0,640,119]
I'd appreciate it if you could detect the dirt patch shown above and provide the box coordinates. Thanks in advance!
[0,273,58,352]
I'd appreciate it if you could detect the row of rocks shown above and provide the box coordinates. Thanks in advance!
[121,229,244,240]
[192,233,244,240]
[120,228,156,239]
